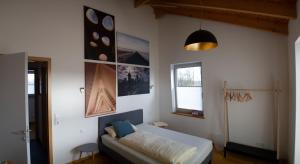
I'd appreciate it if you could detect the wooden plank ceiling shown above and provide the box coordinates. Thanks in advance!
[135,0,297,34]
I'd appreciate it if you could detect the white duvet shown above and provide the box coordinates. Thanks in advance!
[119,131,197,164]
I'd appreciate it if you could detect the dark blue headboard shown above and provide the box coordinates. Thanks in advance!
[98,109,143,138]
[97,109,143,162]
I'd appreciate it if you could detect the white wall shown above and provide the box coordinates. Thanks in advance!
[158,15,289,158]
[288,1,300,163]
[0,0,159,163]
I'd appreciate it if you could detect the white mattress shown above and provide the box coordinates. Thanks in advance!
[101,124,213,164]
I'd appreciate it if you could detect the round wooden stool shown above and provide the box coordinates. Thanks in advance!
[75,143,98,163]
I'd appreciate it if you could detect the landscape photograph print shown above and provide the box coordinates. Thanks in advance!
[118,65,150,96]
[84,6,115,62]
[85,62,116,117]
[117,32,149,66]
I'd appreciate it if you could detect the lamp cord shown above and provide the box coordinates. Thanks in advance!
[199,21,202,30]
[199,0,202,30]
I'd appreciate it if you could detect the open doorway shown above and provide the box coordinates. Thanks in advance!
[28,57,52,164]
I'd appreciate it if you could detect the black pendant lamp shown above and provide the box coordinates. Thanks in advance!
[184,28,218,51]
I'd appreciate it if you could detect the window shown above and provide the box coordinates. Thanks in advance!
[172,62,204,117]
[28,71,35,95]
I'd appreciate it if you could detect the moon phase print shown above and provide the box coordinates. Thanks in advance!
[84,6,115,62]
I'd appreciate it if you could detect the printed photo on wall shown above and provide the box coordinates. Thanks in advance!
[118,65,150,96]
[84,6,115,62]
[85,62,116,117]
[117,32,149,66]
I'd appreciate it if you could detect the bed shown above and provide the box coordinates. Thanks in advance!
[98,109,213,164]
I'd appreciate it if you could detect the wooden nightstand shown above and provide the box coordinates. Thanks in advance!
[153,121,168,128]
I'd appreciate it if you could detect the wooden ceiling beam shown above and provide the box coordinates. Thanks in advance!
[149,0,297,20]
[153,6,288,34]
[135,0,151,8]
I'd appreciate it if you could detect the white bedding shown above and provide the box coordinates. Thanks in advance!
[101,124,213,164]
[119,131,197,164]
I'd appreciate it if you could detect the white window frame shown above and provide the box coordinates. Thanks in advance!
[171,61,204,117]
[28,71,35,95]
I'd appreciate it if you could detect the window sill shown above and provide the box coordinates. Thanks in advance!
[172,112,205,119]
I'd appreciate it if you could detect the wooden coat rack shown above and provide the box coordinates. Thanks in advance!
[223,81,281,160]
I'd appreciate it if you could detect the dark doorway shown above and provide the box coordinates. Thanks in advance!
[28,60,49,164]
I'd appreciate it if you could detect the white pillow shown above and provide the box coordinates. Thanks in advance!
[104,126,117,138]
[130,123,138,131]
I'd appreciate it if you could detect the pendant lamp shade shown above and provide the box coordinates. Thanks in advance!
[184,29,218,51]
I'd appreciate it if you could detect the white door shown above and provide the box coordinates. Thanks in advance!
[0,52,30,164]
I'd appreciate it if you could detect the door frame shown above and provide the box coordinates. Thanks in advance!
[28,56,53,164]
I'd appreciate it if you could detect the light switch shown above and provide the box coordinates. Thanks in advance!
[80,87,85,94]
[54,114,60,126]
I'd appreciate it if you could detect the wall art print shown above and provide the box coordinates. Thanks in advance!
[85,62,116,117]
[118,65,150,96]
[117,32,149,66]
[84,6,115,62]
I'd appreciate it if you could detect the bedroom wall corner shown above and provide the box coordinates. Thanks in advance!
[158,15,289,160]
